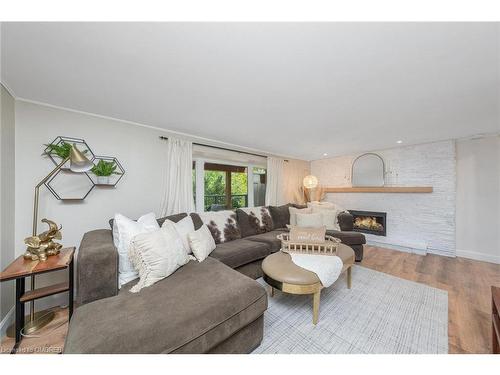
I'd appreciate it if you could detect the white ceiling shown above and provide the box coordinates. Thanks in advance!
[2,22,499,160]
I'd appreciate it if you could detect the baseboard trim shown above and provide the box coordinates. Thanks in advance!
[366,241,427,256]
[426,248,456,258]
[456,249,500,264]
[0,306,14,338]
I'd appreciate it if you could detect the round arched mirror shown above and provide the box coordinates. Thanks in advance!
[351,153,385,187]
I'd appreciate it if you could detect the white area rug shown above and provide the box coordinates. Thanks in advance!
[253,265,448,354]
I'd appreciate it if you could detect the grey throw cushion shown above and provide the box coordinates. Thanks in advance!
[268,204,294,229]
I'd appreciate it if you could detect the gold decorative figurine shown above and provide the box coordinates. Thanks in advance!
[23,219,63,261]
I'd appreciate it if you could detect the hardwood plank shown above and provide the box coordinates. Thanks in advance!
[324,186,433,193]
[20,282,69,302]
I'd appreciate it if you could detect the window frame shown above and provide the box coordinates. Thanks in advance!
[193,157,266,212]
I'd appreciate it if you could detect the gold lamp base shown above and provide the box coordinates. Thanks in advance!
[6,310,56,338]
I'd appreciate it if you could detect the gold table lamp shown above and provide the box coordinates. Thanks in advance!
[23,143,93,335]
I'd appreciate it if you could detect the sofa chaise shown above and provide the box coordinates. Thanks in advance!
[64,204,365,353]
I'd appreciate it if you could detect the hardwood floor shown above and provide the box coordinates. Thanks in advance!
[361,246,500,354]
[0,307,68,354]
[1,246,499,354]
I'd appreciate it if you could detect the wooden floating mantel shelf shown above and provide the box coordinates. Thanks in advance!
[324,186,433,193]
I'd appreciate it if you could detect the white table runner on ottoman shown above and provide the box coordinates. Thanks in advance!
[289,254,343,287]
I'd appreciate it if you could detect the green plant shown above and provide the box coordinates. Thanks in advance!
[44,142,73,159]
[44,141,88,159]
[91,160,122,177]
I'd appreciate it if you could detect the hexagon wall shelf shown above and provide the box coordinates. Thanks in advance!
[42,136,124,201]
[44,136,95,170]
[45,169,95,201]
[88,156,126,187]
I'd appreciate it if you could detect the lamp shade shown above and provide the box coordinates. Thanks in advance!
[69,144,94,172]
[303,175,319,189]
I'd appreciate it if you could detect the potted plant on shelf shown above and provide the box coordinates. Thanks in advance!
[44,141,89,168]
[91,159,122,185]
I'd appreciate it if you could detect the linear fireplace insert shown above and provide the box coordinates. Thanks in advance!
[349,210,387,236]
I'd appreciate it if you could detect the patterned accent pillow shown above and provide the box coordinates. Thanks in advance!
[197,210,241,244]
[236,206,274,237]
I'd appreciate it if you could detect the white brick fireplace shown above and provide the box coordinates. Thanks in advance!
[311,141,456,256]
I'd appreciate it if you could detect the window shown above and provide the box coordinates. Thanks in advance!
[252,167,267,206]
[204,163,248,211]
[193,159,266,212]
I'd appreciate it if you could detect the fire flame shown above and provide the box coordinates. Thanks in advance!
[354,216,384,231]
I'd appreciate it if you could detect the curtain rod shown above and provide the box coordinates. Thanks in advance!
[159,136,289,162]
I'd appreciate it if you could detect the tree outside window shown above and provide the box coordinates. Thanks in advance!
[204,163,248,211]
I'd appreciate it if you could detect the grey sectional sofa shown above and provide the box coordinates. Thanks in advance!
[64,205,365,354]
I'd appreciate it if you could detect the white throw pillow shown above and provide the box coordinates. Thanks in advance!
[113,212,160,287]
[128,226,190,293]
[289,207,312,226]
[312,207,341,231]
[188,225,216,262]
[296,212,324,227]
[308,200,348,214]
[307,201,335,209]
[162,216,195,255]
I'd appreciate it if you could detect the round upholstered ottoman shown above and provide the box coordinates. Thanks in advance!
[262,244,355,324]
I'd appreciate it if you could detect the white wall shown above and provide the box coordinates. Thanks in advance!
[15,101,172,255]
[311,141,457,256]
[456,136,500,264]
[14,101,175,306]
[1,84,16,328]
[13,100,310,310]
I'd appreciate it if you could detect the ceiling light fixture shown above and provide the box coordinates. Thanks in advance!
[323,153,328,156]
[396,140,403,144]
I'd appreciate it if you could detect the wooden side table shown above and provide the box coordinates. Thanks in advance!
[0,247,75,353]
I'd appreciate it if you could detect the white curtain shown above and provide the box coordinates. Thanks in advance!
[160,137,195,216]
[265,157,285,206]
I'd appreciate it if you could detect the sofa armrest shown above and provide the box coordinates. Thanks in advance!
[338,212,354,231]
[76,229,119,306]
